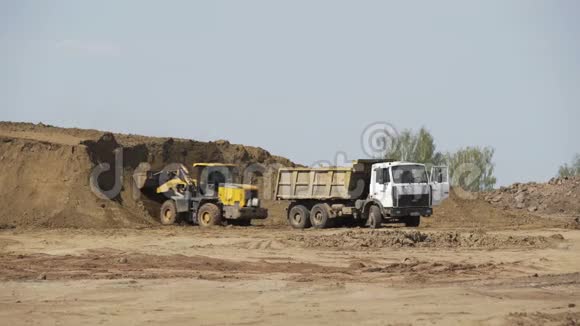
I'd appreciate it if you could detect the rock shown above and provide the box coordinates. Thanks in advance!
[527,206,538,212]
[492,195,503,203]
[516,203,525,209]
[215,139,230,145]
[569,303,576,308]
[515,193,526,203]
[118,257,128,264]
[37,273,47,280]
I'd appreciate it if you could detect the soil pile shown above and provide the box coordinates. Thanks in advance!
[0,122,294,228]
[481,177,580,217]
[287,229,564,249]
[424,189,567,229]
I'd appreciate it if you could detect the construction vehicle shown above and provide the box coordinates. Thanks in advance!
[274,159,449,228]
[134,163,267,227]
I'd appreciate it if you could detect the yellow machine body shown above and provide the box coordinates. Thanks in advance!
[218,184,258,207]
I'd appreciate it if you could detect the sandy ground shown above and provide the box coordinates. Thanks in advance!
[1,224,579,325]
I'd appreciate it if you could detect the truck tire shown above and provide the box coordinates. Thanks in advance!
[367,205,383,229]
[288,205,311,229]
[198,203,222,227]
[310,204,331,229]
[159,200,178,225]
[404,216,421,227]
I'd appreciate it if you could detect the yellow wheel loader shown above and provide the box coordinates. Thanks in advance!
[133,163,267,227]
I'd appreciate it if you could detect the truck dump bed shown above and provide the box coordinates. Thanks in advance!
[275,160,382,200]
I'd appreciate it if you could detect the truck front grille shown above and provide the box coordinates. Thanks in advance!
[396,194,430,207]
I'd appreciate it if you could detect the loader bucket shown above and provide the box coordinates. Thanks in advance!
[133,163,158,190]
[133,163,191,191]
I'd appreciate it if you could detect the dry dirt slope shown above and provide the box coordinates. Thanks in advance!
[0,122,294,228]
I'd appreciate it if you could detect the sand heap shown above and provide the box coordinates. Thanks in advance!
[481,177,580,217]
[0,122,294,228]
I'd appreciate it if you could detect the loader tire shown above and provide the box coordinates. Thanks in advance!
[404,216,421,227]
[288,205,311,229]
[367,205,383,229]
[310,204,331,229]
[198,203,222,227]
[159,200,178,225]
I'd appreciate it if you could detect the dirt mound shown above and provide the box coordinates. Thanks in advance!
[481,177,580,218]
[287,229,564,249]
[423,189,569,229]
[0,122,294,229]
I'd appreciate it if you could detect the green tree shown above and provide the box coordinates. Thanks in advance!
[558,154,580,177]
[385,127,444,165]
[384,127,496,191]
[444,146,497,191]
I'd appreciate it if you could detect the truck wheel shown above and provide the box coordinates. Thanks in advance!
[405,216,421,227]
[288,205,311,229]
[367,205,383,229]
[159,200,178,225]
[310,204,331,229]
[198,203,222,227]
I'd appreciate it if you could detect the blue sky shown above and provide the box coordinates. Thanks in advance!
[1,0,579,186]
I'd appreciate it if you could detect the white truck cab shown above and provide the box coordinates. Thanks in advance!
[369,162,449,219]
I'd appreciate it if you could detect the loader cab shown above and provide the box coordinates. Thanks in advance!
[192,163,261,209]
[192,163,238,197]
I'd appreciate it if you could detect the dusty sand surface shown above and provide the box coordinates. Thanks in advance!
[1,226,579,325]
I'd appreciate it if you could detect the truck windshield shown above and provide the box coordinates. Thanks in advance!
[392,165,428,184]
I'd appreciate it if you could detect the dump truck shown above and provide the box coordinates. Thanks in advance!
[134,163,267,227]
[274,159,449,228]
